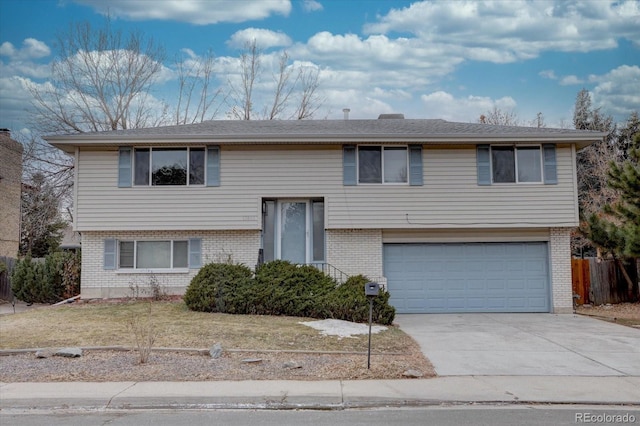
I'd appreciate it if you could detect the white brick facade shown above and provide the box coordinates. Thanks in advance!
[81,230,260,299]
[326,229,386,286]
[550,227,573,313]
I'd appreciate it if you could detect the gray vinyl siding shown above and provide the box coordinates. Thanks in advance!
[75,144,578,231]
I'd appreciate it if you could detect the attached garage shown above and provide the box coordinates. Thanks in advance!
[383,242,550,313]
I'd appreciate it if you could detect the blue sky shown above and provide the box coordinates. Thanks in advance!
[1,0,639,136]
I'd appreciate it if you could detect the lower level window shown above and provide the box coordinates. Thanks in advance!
[119,240,188,269]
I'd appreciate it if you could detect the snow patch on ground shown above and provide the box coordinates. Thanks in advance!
[299,319,387,338]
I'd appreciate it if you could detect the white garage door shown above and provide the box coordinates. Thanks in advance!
[383,242,550,313]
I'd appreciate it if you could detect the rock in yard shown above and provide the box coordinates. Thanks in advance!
[35,349,54,359]
[209,343,223,359]
[283,361,303,369]
[54,347,83,358]
[241,358,263,364]
[402,369,423,378]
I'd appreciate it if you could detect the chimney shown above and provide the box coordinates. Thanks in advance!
[342,108,350,120]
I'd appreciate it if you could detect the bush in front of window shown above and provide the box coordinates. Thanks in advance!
[183,263,254,313]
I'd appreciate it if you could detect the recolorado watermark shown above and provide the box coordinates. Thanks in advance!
[575,412,637,423]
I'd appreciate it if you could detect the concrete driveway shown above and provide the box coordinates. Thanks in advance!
[396,313,640,376]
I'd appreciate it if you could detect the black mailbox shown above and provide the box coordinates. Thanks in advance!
[365,282,380,297]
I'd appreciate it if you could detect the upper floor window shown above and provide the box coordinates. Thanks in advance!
[491,146,542,183]
[134,147,204,186]
[358,146,408,184]
[477,144,556,186]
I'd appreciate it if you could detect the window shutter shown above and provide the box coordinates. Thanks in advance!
[543,144,558,184]
[408,145,423,186]
[207,146,220,187]
[476,145,491,185]
[118,147,132,188]
[343,145,356,186]
[104,239,117,270]
[189,238,202,268]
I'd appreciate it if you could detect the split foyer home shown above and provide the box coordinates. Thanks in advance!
[47,116,605,314]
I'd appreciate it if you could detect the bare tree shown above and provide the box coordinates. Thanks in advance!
[20,172,67,257]
[174,49,225,125]
[228,39,323,120]
[478,107,521,126]
[228,40,262,120]
[294,65,322,120]
[30,19,167,133]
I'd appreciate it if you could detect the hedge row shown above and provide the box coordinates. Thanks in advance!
[11,252,81,304]
[183,260,395,325]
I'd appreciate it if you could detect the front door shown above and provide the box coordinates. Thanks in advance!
[262,199,324,264]
[279,201,307,264]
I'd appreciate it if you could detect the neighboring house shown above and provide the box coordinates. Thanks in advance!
[47,116,605,314]
[0,129,23,258]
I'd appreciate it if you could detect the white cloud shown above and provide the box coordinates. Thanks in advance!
[559,75,584,85]
[302,0,323,12]
[363,0,638,63]
[292,32,463,87]
[0,38,50,60]
[72,0,292,24]
[227,28,293,49]
[539,70,557,80]
[591,65,640,119]
[420,91,517,122]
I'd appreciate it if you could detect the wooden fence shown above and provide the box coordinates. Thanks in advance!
[0,256,16,301]
[572,258,639,305]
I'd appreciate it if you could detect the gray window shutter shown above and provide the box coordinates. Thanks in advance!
[408,145,423,186]
[118,147,132,187]
[543,144,557,184]
[343,145,356,186]
[189,238,202,268]
[476,144,491,186]
[207,146,220,187]
[104,239,117,270]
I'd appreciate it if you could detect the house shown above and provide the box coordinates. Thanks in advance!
[0,129,23,258]
[47,116,605,313]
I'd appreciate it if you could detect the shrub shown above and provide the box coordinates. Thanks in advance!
[184,261,396,326]
[323,275,396,325]
[252,260,336,317]
[183,263,254,312]
[11,251,81,304]
[11,256,44,303]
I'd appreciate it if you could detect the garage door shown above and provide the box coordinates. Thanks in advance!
[383,242,550,313]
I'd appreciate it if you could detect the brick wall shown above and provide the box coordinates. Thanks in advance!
[550,227,573,313]
[0,133,23,257]
[81,230,261,299]
[326,229,386,286]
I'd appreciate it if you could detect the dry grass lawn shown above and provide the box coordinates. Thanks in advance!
[0,300,413,354]
[0,300,434,382]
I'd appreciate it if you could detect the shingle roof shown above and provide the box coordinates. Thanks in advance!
[46,118,606,152]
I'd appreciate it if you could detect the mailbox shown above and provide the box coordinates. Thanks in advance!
[365,282,380,297]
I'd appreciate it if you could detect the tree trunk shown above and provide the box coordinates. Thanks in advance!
[616,258,637,301]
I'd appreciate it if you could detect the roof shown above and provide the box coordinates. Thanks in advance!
[46,118,607,153]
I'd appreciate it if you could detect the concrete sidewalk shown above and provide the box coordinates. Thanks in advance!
[2,376,640,410]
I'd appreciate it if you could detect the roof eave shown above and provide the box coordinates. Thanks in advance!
[47,132,605,152]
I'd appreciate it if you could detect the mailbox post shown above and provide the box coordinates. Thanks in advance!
[364,282,380,369]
